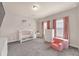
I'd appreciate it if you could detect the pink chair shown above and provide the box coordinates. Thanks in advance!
[51,37,69,51]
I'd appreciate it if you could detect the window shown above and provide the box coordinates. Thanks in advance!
[56,19,64,38]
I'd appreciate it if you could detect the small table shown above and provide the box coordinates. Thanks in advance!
[33,32,40,39]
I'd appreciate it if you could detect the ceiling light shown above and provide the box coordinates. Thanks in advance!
[32,4,39,11]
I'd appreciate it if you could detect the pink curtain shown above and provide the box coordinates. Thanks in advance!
[63,16,69,39]
[53,19,56,37]
[47,20,50,29]
[42,22,44,28]
[42,22,44,37]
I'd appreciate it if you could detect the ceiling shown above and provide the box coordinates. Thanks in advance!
[2,2,78,19]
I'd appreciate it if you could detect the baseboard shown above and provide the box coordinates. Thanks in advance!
[8,40,19,44]
[69,44,79,49]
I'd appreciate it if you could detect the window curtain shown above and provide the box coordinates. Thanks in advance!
[42,22,44,37]
[42,22,44,29]
[53,19,56,37]
[63,16,69,39]
[47,20,50,29]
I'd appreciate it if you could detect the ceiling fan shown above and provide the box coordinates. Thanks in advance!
[32,3,39,11]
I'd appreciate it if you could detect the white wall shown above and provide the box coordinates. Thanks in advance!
[37,6,79,48]
[0,12,37,42]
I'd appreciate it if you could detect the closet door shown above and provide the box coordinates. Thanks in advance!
[42,21,47,38]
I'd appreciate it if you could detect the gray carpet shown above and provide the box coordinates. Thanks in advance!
[8,38,79,56]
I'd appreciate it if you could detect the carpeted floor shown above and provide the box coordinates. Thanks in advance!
[8,38,79,56]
